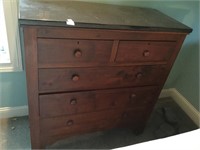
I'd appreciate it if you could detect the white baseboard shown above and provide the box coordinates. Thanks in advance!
[159,89,171,99]
[159,88,200,127]
[0,105,28,119]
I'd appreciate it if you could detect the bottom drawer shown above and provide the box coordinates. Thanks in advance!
[118,107,147,127]
[40,109,122,136]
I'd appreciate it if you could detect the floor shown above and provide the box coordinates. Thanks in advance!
[0,97,198,149]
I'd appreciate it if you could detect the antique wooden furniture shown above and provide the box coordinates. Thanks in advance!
[19,0,192,148]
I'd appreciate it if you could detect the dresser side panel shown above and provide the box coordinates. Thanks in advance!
[23,27,41,148]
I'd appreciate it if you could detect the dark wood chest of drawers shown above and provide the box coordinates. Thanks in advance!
[19,0,192,148]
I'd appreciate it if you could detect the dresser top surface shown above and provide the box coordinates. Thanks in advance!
[19,0,192,33]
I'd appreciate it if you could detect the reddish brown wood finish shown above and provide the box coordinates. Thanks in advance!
[38,66,166,93]
[22,26,188,149]
[116,41,176,63]
[118,107,147,127]
[40,109,122,136]
[37,27,184,41]
[39,86,158,118]
[38,39,113,65]
[23,27,41,148]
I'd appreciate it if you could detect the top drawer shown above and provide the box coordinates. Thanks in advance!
[116,41,176,63]
[38,39,113,65]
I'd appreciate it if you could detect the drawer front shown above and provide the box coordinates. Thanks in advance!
[40,109,122,136]
[116,41,176,63]
[38,39,113,65]
[118,107,147,127]
[38,66,166,92]
[127,86,159,107]
[39,86,158,117]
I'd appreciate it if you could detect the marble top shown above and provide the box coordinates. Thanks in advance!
[19,0,192,33]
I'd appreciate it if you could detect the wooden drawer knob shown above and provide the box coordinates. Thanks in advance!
[130,94,136,104]
[70,98,77,105]
[66,120,74,126]
[74,49,82,58]
[72,74,80,81]
[143,50,150,57]
[136,72,143,79]
[130,94,136,99]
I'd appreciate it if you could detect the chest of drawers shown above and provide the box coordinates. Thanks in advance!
[19,0,192,148]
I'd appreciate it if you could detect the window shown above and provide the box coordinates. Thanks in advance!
[0,0,22,72]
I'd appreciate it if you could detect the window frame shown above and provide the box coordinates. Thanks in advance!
[0,0,22,72]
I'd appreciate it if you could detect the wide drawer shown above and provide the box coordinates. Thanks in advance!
[38,39,113,65]
[39,86,159,117]
[116,41,176,63]
[38,66,166,92]
[40,109,122,136]
[118,107,147,127]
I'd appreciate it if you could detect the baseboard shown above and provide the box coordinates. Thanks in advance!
[159,88,200,127]
[0,105,28,119]
[159,89,171,98]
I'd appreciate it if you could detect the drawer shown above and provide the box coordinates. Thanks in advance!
[116,41,176,63]
[118,107,147,127]
[40,89,128,117]
[40,109,122,136]
[38,66,166,92]
[41,119,116,142]
[38,39,113,65]
[127,86,159,106]
[39,86,158,117]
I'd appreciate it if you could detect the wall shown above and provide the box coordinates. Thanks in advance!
[0,0,199,111]
[0,72,27,107]
[0,0,26,107]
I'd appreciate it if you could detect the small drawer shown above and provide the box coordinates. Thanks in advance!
[40,109,122,136]
[38,39,113,65]
[38,66,166,93]
[116,41,176,63]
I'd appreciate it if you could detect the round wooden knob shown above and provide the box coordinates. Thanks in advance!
[72,74,79,81]
[130,94,136,104]
[70,98,77,105]
[66,120,74,126]
[143,50,150,57]
[136,72,143,79]
[130,94,136,99]
[74,49,82,58]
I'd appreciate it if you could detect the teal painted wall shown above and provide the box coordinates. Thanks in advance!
[0,0,199,111]
[0,72,27,107]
